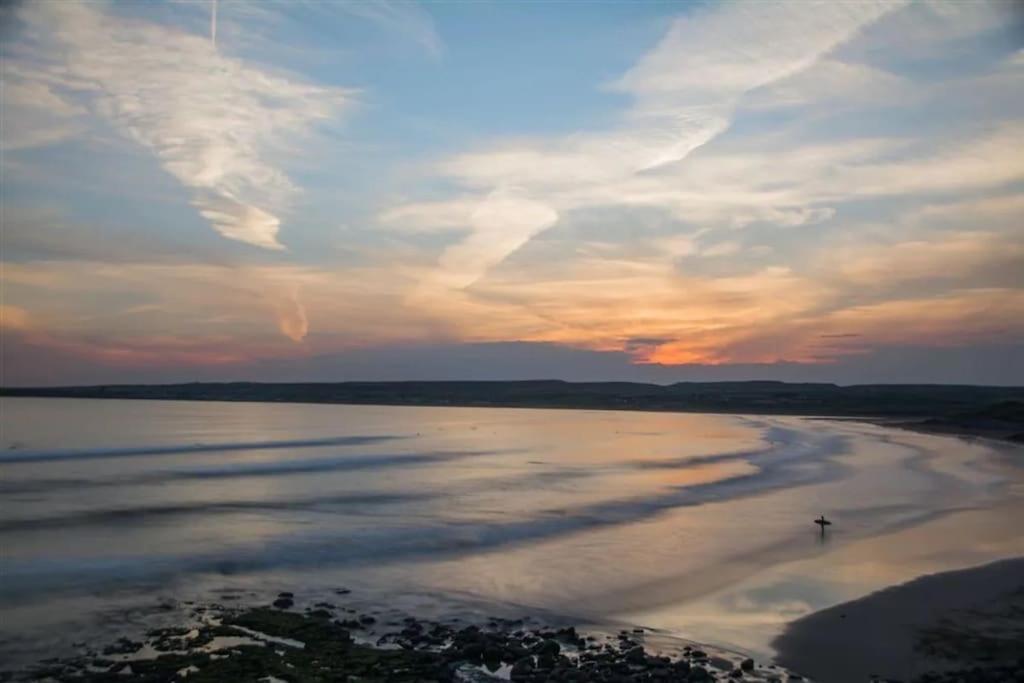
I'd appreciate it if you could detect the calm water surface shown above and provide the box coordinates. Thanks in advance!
[1,397,1021,666]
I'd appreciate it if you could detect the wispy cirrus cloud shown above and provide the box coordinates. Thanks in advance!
[0,75,86,150]
[4,1,352,250]
[2,0,1022,381]
[339,0,444,59]
[374,1,1023,369]
[382,0,904,292]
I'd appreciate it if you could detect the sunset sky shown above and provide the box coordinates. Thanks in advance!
[2,0,1022,386]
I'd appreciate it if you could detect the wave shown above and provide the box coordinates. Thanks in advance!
[0,449,508,495]
[172,450,494,479]
[0,422,857,600]
[0,434,403,464]
[0,491,436,533]
[0,456,586,531]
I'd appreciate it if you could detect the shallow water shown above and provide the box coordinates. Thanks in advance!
[0,397,1021,668]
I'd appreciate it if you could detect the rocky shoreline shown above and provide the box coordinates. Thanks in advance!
[2,590,801,682]
[5,582,1024,682]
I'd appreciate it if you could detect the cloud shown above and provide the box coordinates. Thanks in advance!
[0,76,86,150]
[380,198,482,234]
[194,195,284,251]
[383,0,903,289]
[613,1,898,96]
[339,1,444,59]
[272,288,309,343]
[824,230,1024,289]
[701,241,743,258]
[744,59,906,110]
[0,258,431,351]
[0,304,32,331]
[0,203,246,265]
[826,124,1024,199]
[432,188,559,290]
[6,336,1022,386]
[815,289,1024,350]
[5,1,351,250]
[3,1,1021,380]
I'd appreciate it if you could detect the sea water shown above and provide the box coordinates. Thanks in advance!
[0,397,1021,666]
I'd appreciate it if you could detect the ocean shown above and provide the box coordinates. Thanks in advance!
[1,397,1021,668]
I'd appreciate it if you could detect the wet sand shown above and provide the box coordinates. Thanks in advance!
[773,557,1024,683]
[2,399,1021,680]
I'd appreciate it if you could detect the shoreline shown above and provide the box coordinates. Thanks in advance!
[6,554,1023,682]
[3,392,1022,447]
[2,397,1020,680]
[3,381,1020,424]
[1,589,801,682]
[856,416,1024,446]
[773,556,1024,683]
[11,555,1023,682]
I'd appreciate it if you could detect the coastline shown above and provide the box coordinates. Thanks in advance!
[773,557,1024,683]
[3,385,1021,448]
[7,554,1023,682]
[2,590,801,682]
[3,381,1020,423]
[1,398,1020,681]
[858,416,1024,446]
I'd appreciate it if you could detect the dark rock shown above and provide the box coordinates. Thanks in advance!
[483,645,503,670]
[511,656,535,681]
[624,645,646,665]
[709,656,733,671]
[459,642,485,662]
[272,597,294,609]
[538,653,558,669]
[689,665,711,681]
[741,658,755,671]
[101,638,142,655]
[457,625,481,640]
[505,643,530,661]
[534,639,560,658]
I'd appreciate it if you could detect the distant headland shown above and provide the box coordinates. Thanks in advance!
[3,380,1022,442]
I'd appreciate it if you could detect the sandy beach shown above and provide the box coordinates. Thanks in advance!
[1,399,1021,681]
[8,556,1023,682]
[3,0,1022,675]
[775,557,1024,682]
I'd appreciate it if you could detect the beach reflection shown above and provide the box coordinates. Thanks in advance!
[0,398,1020,667]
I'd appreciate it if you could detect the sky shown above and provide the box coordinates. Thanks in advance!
[1,0,1023,386]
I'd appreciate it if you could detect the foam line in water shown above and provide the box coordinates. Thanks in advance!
[0,491,437,532]
[0,458,587,530]
[0,449,509,495]
[0,422,859,599]
[170,449,497,479]
[0,435,402,464]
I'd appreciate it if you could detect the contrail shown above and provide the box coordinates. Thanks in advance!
[211,0,217,48]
